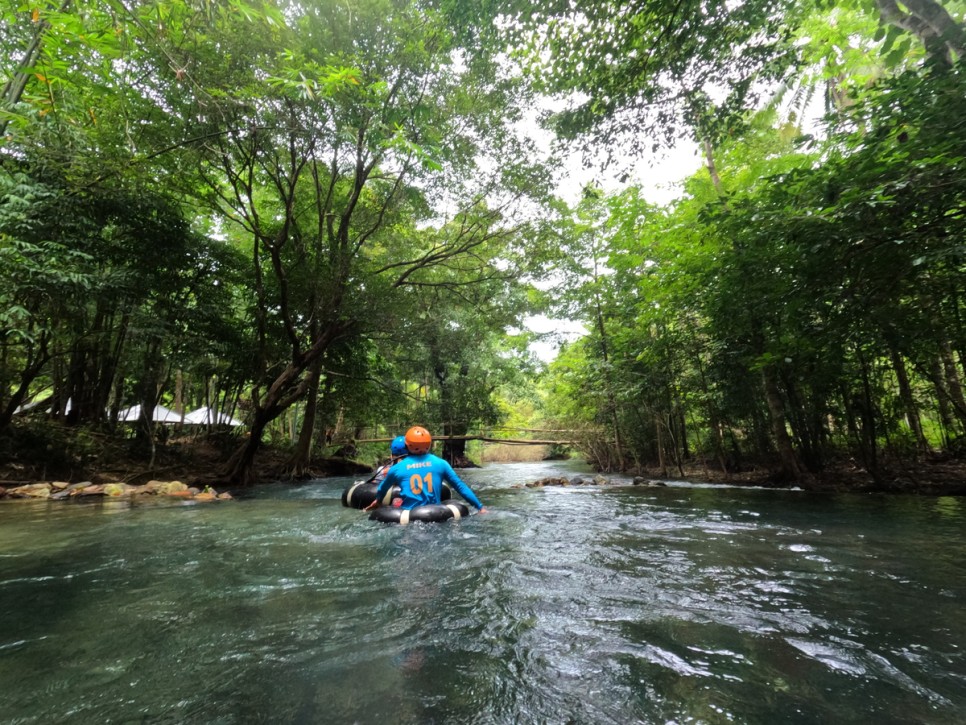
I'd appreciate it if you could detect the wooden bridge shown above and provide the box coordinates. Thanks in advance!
[354,427,578,446]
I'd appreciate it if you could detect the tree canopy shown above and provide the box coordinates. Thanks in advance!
[2,0,965,488]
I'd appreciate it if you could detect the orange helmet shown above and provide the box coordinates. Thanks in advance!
[405,426,432,455]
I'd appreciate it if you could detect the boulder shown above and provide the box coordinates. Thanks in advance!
[8,483,52,499]
[157,481,189,496]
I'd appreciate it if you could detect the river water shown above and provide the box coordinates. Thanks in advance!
[1,460,965,723]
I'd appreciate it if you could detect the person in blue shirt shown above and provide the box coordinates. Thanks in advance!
[365,426,487,513]
[369,435,409,486]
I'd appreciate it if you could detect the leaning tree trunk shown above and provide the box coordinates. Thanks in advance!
[221,319,348,485]
[222,411,273,487]
[889,345,929,454]
[0,333,51,435]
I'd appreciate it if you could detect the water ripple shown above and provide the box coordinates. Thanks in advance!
[1,465,965,723]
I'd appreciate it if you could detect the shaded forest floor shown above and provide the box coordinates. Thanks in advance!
[1,423,965,495]
[0,424,372,490]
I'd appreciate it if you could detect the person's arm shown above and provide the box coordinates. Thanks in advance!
[365,468,395,510]
[440,460,486,511]
[363,464,384,486]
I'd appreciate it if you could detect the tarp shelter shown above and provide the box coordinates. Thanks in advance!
[118,404,182,424]
[183,406,244,427]
[14,398,72,415]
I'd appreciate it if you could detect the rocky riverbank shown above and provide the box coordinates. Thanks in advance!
[0,480,233,502]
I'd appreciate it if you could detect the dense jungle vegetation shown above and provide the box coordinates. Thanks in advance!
[2,0,966,490]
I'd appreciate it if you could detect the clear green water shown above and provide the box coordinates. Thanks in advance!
[1,461,965,723]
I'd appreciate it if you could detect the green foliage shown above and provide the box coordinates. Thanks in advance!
[457,0,810,156]
[538,49,966,479]
[4,0,965,486]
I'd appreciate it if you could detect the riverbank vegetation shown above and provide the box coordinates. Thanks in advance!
[2,0,965,493]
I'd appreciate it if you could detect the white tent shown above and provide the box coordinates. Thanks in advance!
[118,404,183,424]
[183,406,244,427]
[14,397,72,415]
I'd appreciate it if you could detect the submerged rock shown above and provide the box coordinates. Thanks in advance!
[631,476,667,487]
[528,477,579,488]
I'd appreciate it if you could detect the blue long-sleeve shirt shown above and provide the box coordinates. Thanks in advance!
[375,453,484,510]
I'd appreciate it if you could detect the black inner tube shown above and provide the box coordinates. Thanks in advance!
[342,481,452,509]
[369,502,469,524]
[341,482,397,509]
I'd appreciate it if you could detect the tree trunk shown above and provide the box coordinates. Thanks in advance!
[287,357,323,476]
[223,410,272,487]
[839,383,863,460]
[703,139,726,197]
[592,293,625,471]
[940,340,966,429]
[761,364,801,481]
[874,0,966,63]
[222,322,346,485]
[0,336,51,434]
[174,369,184,416]
[0,1,71,137]
[441,427,472,467]
[927,356,955,447]
[655,412,668,478]
[696,354,729,473]
[889,346,929,453]
[678,408,690,460]
[857,351,881,485]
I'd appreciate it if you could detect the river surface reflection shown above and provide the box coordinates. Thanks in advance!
[1,460,965,723]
